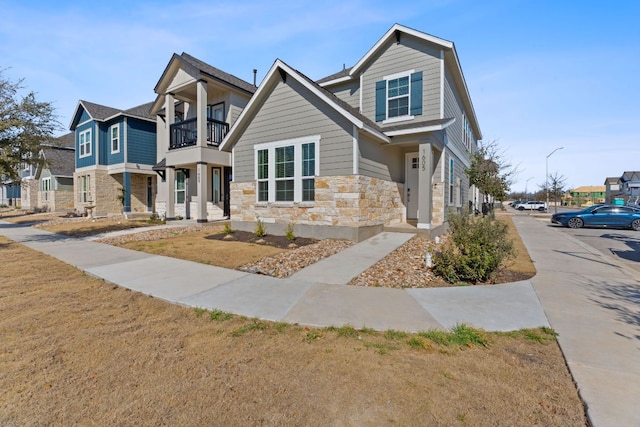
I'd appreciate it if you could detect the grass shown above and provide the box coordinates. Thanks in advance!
[0,235,587,425]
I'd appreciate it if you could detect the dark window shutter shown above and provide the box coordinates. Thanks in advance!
[375,80,386,121]
[410,71,423,115]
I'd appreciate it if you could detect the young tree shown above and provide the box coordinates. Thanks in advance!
[548,172,567,212]
[465,140,518,203]
[0,70,59,180]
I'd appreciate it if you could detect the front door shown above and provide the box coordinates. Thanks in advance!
[405,153,419,219]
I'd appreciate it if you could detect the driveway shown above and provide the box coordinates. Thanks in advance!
[550,224,640,275]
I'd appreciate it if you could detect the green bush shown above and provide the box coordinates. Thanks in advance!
[223,222,233,235]
[432,212,515,284]
[285,223,296,241]
[254,219,266,238]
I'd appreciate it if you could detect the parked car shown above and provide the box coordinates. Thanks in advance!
[551,204,640,230]
[517,201,547,211]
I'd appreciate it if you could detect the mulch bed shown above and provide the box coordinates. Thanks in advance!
[205,230,318,250]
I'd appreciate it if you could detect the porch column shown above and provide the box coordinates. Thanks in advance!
[196,79,208,147]
[166,167,175,220]
[123,172,131,213]
[165,93,175,148]
[417,142,432,229]
[196,162,208,223]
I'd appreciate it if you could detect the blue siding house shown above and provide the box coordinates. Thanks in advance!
[69,100,157,216]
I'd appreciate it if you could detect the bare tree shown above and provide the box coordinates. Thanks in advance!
[465,139,519,203]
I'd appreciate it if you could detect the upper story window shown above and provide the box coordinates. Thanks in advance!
[207,103,225,122]
[79,129,92,158]
[375,70,423,123]
[255,136,319,203]
[462,113,474,150]
[110,124,120,154]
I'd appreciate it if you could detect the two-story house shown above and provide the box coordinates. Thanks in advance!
[34,132,75,212]
[69,100,157,217]
[619,171,640,205]
[221,24,481,241]
[151,53,256,222]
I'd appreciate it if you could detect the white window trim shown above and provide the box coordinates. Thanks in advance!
[254,135,320,204]
[382,69,415,123]
[110,124,120,154]
[79,129,92,158]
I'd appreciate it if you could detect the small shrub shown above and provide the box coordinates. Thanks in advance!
[285,223,296,241]
[175,215,183,220]
[432,211,515,284]
[209,309,233,322]
[254,219,266,238]
[223,222,233,235]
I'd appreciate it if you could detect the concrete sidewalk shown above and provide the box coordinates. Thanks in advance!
[0,219,548,333]
[513,216,640,427]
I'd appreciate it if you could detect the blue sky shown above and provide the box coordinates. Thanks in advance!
[1,0,638,192]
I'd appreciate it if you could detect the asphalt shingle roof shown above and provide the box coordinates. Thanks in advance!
[79,100,121,121]
[180,53,257,95]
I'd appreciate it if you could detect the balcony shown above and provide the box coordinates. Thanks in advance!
[169,117,229,150]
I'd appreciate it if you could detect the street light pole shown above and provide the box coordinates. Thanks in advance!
[546,147,564,210]
[525,177,533,198]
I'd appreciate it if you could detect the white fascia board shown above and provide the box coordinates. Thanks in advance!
[318,75,353,87]
[350,24,453,76]
[384,118,455,137]
[103,112,155,124]
[221,59,389,150]
[69,100,93,130]
[362,124,390,143]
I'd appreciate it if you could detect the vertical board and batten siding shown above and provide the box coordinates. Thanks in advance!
[103,119,125,165]
[233,78,354,183]
[75,121,96,168]
[360,36,441,125]
[127,119,157,165]
[76,108,91,125]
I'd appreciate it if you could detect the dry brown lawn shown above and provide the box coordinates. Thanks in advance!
[0,236,587,425]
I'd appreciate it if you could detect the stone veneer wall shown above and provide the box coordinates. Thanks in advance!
[52,190,75,213]
[74,170,122,216]
[230,175,405,240]
[431,180,445,226]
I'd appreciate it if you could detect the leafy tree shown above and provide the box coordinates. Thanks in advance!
[0,70,59,180]
[465,140,517,203]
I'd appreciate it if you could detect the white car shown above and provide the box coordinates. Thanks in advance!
[517,201,547,211]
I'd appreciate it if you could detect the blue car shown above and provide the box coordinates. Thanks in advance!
[551,204,640,230]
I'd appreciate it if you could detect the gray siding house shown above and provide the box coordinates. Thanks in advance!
[221,24,482,241]
[35,133,76,212]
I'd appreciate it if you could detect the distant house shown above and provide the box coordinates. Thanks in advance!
[150,53,256,222]
[619,171,640,204]
[221,24,481,241]
[69,100,157,217]
[35,133,75,212]
[570,186,606,207]
[603,176,622,203]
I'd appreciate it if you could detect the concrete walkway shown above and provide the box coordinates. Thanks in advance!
[513,215,640,427]
[2,216,638,425]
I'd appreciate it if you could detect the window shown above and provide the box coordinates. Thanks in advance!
[79,129,92,158]
[257,149,269,202]
[387,76,409,118]
[462,113,474,150]
[78,175,91,202]
[110,124,120,153]
[375,71,423,122]
[449,157,455,205]
[42,177,51,201]
[175,170,186,204]
[255,136,319,203]
[212,168,221,204]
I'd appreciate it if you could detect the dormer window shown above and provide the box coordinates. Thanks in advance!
[375,70,423,123]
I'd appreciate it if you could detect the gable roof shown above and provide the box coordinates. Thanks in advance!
[604,177,620,185]
[220,59,390,152]
[38,132,76,177]
[571,185,606,193]
[69,100,155,130]
[151,53,256,115]
[318,23,481,140]
[621,171,640,182]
